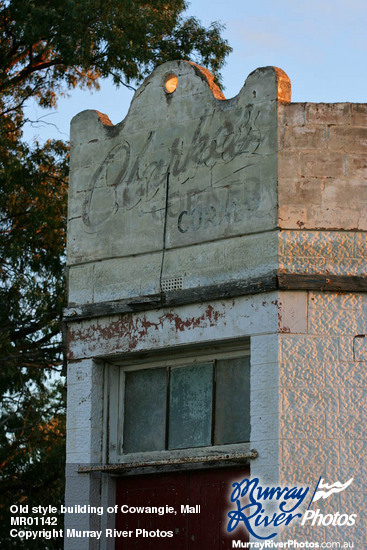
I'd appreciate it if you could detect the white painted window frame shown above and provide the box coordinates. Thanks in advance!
[104,339,251,466]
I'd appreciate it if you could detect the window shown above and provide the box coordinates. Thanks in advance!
[106,345,250,463]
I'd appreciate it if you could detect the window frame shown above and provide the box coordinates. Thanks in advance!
[105,340,250,465]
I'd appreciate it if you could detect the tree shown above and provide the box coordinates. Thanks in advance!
[0,1,231,548]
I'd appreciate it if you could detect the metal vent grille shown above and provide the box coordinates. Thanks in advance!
[161,277,183,292]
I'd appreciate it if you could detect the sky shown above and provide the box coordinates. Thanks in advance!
[23,0,367,144]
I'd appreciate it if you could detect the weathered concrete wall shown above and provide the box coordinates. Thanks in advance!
[67,62,290,306]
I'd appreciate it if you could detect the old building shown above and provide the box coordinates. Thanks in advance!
[64,61,367,548]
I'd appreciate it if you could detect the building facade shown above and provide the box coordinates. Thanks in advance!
[64,61,367,548]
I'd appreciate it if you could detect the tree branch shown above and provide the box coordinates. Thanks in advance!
[0,57,63,93]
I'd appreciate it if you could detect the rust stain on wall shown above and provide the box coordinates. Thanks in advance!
[67,305,226,359]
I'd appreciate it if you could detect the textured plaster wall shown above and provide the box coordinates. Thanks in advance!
[278,292,367,544]
[279,230,367,276]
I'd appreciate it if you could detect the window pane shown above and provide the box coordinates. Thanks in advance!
[123,368,167,453]
[214,356,250,445]
[168,363,213,449]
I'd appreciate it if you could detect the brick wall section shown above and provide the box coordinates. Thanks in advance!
[278,103,367,231]
[278,103,367,278]
[278,291,367,544]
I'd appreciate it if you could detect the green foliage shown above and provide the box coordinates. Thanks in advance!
[0,1,231,547]
[0,136,68,549]
[0,0,230,103]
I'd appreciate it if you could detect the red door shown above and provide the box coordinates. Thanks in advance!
[115,467,249,549]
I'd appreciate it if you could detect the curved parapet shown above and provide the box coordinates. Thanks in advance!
[68,62,289,305]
